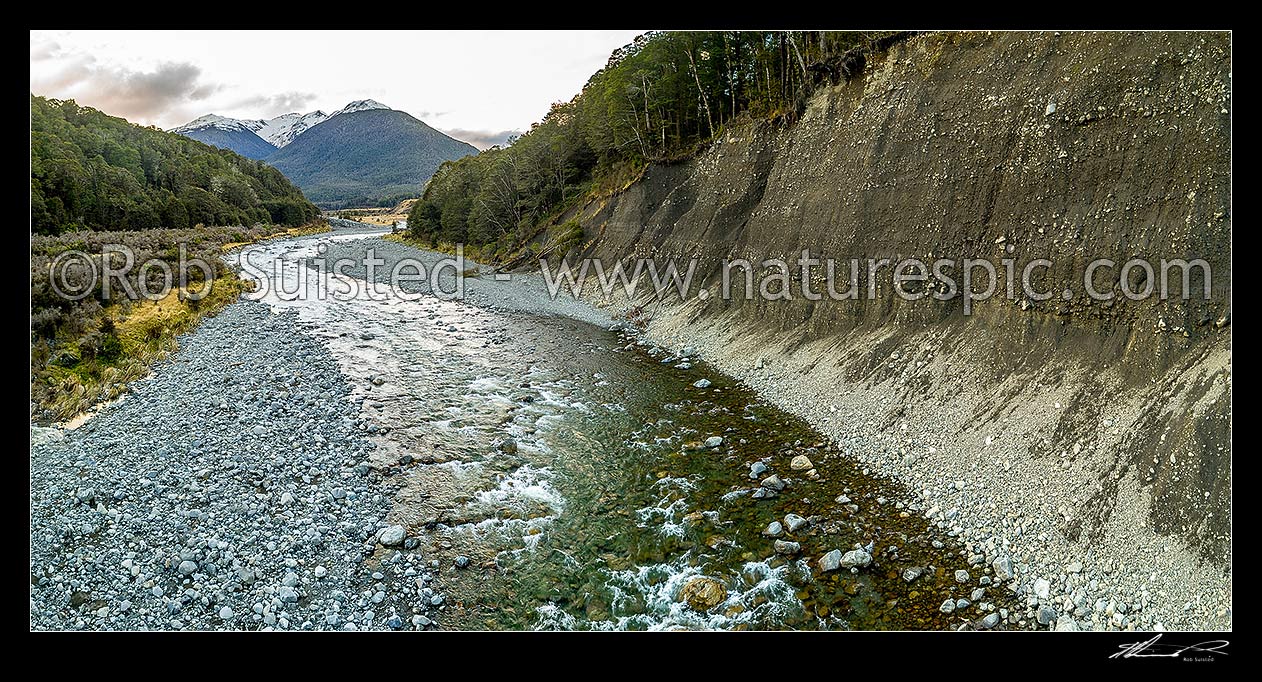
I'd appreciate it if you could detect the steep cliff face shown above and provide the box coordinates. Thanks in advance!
[567,32,1231,567]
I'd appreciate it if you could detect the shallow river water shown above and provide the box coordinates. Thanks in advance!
[232,228,1009,631]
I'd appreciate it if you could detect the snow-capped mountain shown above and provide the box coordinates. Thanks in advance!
[170,100,393,150]
[331,99,391,117]
[172,114,266,135]
[254,111,329,148]
[170,115,276,159]
[169,100,473,207]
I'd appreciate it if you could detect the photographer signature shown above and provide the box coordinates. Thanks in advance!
[1110,634,1229,660]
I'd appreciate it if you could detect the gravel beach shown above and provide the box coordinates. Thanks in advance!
[30,301,449,631]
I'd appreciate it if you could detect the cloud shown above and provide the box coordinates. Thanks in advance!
[227,92,320,118]
[30,47,220,127]
[30,39,62,61]
[441,128,522,150]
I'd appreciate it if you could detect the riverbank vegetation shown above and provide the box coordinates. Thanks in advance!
[407,31,906,261]
[30,222,326,422]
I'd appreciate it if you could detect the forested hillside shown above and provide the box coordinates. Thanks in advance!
[408,31,902,258]
[31,96,320,235]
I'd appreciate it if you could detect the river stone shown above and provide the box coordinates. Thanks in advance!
[980,613,1001,629]
[841,549,872,569]
[177,560,197,576]
[784,514,809,533]
[1033,578,1051,600]
[819,550,843,572]
[992,556,1014,581]
[1036,605,1057,625]
[955,569,970,583]
[762,521,783,537]
[940,599,956,614]
[759,475,785,491]
[704,436,723,448]
[692,379,712,389]
[774,540,801,555]
[1054,617,1079,632]
[750,462,768,477]
[679,577,727,612]
[378,525,406,547]
[903,567,924,582]
[790,455,814,471]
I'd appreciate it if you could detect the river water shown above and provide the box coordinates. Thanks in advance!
[231,228,1006,630]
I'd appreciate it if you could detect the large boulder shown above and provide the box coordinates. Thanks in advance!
[679,577,728,612]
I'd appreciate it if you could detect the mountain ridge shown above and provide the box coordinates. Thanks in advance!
[265,108,477,208]
[170,100,470,207]
[170,99,392,149]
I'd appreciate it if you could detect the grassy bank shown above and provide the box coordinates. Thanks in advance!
[332,199,417,227]
[30,221,329,423]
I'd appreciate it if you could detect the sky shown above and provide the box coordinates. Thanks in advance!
[29,30,646,149]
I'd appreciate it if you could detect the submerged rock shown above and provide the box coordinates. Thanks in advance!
[784,514,809,533]
[841,549,872,569]
[774,540,801,555]
[819,549,843,572]
[679,577,727,612]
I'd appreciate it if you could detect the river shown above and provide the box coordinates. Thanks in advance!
[229,225,1008,631]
